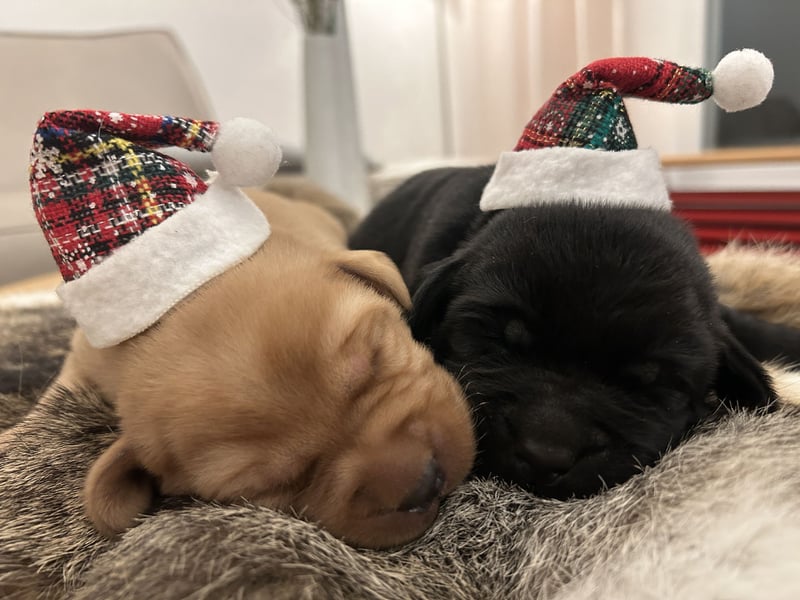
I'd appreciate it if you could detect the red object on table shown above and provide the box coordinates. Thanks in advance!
[671,190,800,254]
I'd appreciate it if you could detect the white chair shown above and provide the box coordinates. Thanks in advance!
[0,30,216,285]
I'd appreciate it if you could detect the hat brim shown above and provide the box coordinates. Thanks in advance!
[480,147,671,212]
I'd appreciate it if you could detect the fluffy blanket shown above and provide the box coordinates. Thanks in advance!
[1,244,800,599]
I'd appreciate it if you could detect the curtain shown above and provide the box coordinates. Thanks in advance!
[438,0,707,159]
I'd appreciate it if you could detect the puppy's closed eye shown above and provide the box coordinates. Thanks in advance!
[344,344,382,401]
[623,361,661,385]
[447,314,533,358]
[338,315,388,401]
[504,319,533,351]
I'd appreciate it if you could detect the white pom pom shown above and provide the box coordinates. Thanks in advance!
[212,117,282,187]
[712,49,774,113]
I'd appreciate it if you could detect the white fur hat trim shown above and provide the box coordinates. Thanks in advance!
[480,147,671,212]
[57,181,270,348]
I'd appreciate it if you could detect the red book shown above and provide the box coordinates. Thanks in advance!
[671,191,800,210]
[670,191,800,253]
[673,209,800,227]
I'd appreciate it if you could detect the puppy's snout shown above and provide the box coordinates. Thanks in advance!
[502,406,610,494]
[398,458,445,513]
[317,374,475,548]
[357,421,444,512]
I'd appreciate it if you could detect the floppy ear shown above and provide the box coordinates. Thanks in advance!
[713,323,777,412]
[409,256,462,351]
[336,250,412,311]
[719,304,800,364]
[83,435,156,537]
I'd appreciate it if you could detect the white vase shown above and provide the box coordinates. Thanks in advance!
[303,1,371,215]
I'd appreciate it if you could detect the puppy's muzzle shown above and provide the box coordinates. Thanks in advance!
[492,405,613,497]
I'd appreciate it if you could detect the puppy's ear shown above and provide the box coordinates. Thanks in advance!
[84,435,156,537]
[719,304,800,363]
[713,323,777,412]
[409,256,461,348]
[336,250,412,311]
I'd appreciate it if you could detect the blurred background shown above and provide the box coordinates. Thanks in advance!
[2,0,799,284]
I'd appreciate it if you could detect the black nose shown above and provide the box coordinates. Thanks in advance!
[398,458,445,513]
[518,438,576,477]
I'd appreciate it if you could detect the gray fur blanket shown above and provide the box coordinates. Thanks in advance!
[2,244,800,599]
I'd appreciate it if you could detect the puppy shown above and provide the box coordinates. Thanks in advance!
[350,166,778,499]
[60,188,476,549]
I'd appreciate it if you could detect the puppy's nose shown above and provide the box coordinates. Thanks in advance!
[398,458,445,513]
[519,438,576,477]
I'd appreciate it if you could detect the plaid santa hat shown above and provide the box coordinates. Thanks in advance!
[480,49,774,212]
[29,110,282,348]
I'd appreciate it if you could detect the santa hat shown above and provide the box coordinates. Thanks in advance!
[29,110,282,348]
[480,49,774,212]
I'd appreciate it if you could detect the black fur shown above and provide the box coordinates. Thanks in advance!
[351,166,777,499]
[720,305,800,364]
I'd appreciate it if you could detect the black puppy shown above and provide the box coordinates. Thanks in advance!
[351,166,781,499]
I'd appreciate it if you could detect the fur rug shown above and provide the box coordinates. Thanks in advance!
[1,244,800,599]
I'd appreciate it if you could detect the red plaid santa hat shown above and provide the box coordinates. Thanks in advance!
[480,49,774,212]
[29,110,282,348]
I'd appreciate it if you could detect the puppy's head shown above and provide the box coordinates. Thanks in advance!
[83,246,475,548]
[410,203,773,499]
